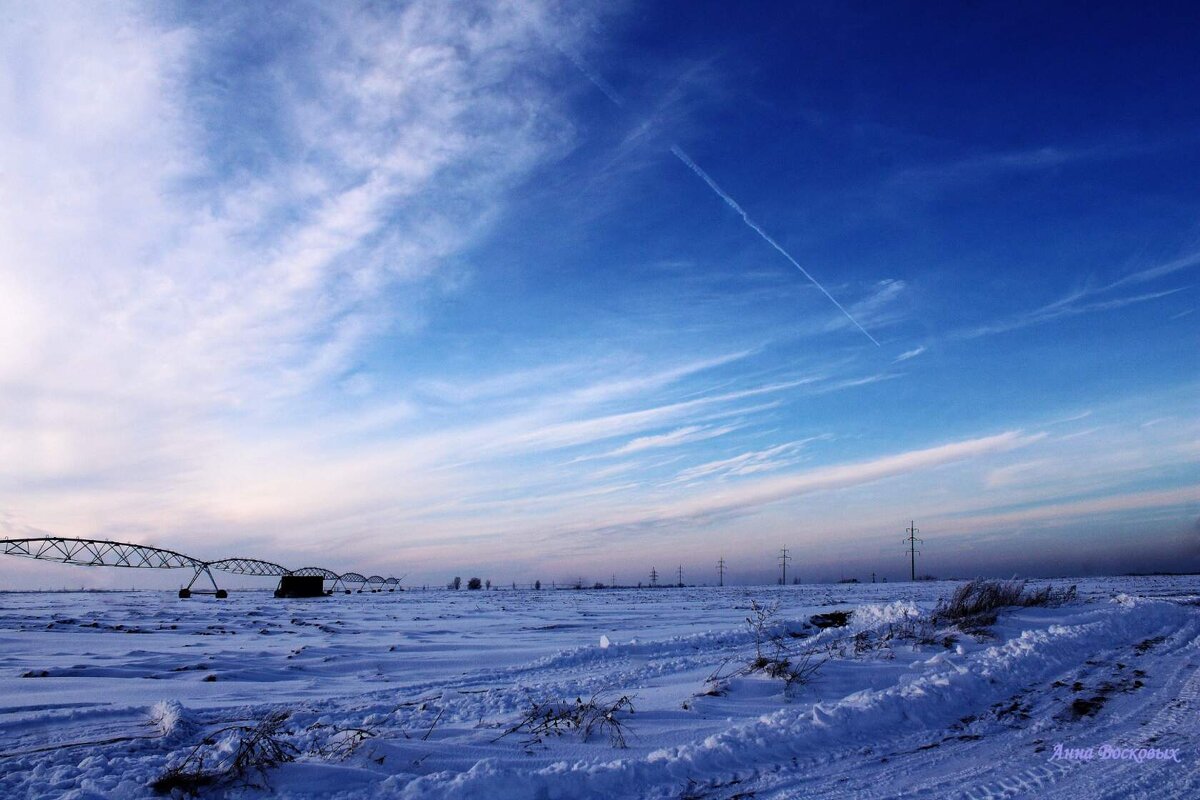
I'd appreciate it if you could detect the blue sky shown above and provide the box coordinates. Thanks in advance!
[1,0,1197,588]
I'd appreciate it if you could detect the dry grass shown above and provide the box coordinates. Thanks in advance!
[740,600,825,691]
[151,710,297,795]
[934,579,1077,630]
[496,693,636,748]
[305,722,377,762]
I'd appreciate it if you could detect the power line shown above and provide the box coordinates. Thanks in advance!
[716,557,726,587]
[677,564,684,587]
[904,521,922,581]
[649,566,658,588]
[778,547,791,586]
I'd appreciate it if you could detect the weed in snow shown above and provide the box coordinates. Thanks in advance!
[934,579,1077,631]
[708,600,827,695]
[304,722,378,762]
[151,710,296,796]
[148,700,185,738]
[496,693,636,748]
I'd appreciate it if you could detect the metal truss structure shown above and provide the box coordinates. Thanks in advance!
[290,566,345,593]
[339,572,367,593]
[291,567,340,578]
[0,536,405,600]
[208,558,290,576]
[2,537,200,569]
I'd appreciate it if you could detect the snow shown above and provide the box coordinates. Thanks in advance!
[1,576,1197,798]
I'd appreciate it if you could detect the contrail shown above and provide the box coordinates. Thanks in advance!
[550,37,879,346]
[553,42,626,108]
[669,146,880,346]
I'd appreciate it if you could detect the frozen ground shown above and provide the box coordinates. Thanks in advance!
[0,576,1197,799]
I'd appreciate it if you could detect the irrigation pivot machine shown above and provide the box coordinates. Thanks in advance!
[1,536,405,599]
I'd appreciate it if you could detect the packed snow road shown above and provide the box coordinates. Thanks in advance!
[0,576,1196,799]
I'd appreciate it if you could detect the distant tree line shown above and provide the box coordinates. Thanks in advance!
[442,577,600,590]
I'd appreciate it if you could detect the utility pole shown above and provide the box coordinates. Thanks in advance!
[778,547,791,586]
[677,565,683,587]
[716,557,726,587]
[904,521,922,581]
[611,573,616,588]
[649,567,658,587]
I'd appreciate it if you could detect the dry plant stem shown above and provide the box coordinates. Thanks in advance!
[494,693,636,749]
[151,710,297,796]
[742,600,825,690]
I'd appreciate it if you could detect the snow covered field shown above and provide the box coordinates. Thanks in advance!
[1,576,1197,799]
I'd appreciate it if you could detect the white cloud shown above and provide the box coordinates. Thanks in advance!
[518,430,1048,539]
[958,250,1199,340]
[604,424,741,457]
[671,438,826,483]
[650,430,1044,522]
[0,1,591,546]
[962,288,1185,339]
[939,486,1200,530]
[1102,250,1200,291]
[3,5,1193,583]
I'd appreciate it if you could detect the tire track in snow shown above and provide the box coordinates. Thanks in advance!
[400,598,1195,800]
[744,604,1200,800]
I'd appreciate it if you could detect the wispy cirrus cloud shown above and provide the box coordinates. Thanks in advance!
[954,249,1198,340]
[0,0,595,540]
[887,143,1136,190]
[1,1,581,413]
[670,437,829,483]
[961,287,1186,339]
[598,423,742,458]
[939,486,1200,530]
[530,430,1048,539]
[1102,250,1200,291]
[3,3,1197,586]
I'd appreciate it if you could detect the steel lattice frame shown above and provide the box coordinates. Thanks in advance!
[291,566,345,593]
[1,537,403,598]
[339,572,367,593]
[1,537,200,569]
[208,558,290,577]
[290,567,340,579]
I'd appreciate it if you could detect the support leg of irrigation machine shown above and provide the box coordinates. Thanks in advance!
[179,565,227,599]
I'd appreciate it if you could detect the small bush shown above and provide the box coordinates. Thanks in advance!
[743,600,824,690]
[1021,583,1077,608]
[467,577,482,590]
[305,723,377,762]
[151,710,296,795]
[747,649,823,689]
[882,613,943,648]
[934,579,1078,628]
[746,600,782,661]
[498,694,635,748]
[937,578,1025,622]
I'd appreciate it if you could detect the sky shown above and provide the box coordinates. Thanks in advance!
[1,0,1197,589]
